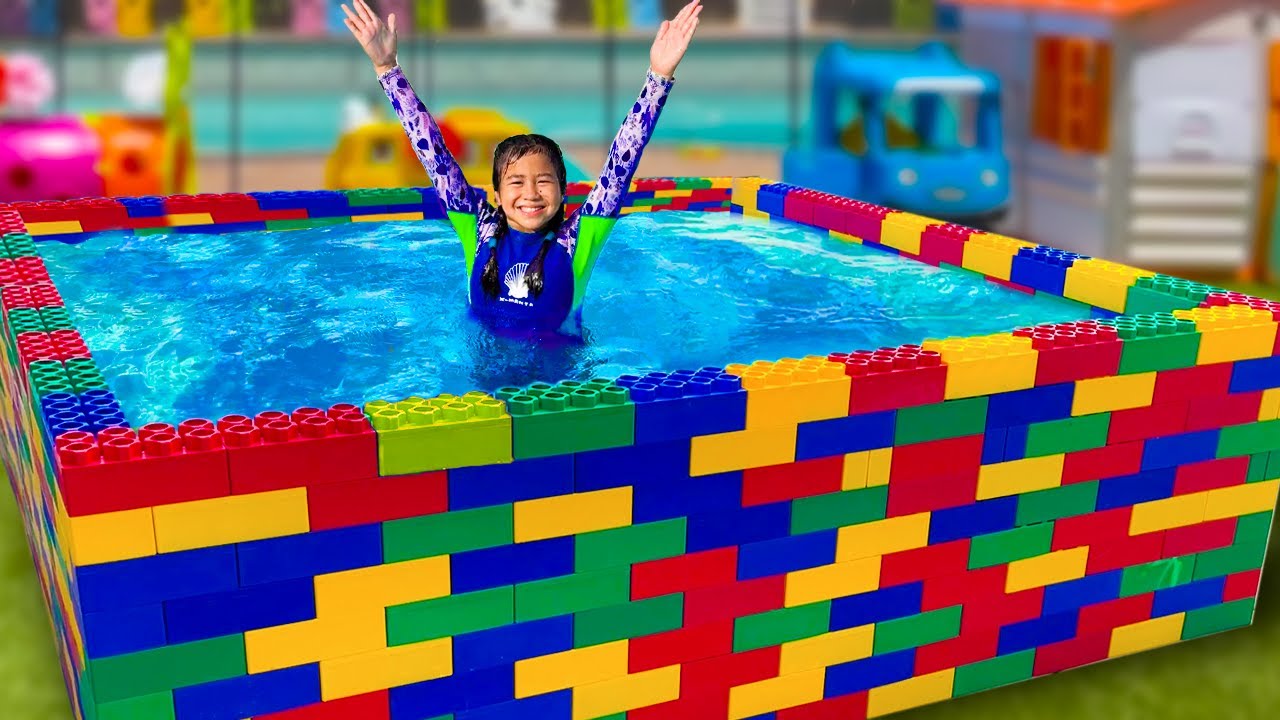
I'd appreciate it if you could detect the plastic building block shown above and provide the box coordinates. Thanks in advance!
[1009,246,1088,296]
[1095,314,1201,374]
[960,232,1035,281]
[1171,304,1278,365]
[88,634,246,703]
[724,357,851,429]
[878,212,934,256]
[1125,274,1219,315]
[382,505,513,564]
[307,470,447,532]
[238,524,382,586]
[829,345,947,414]
[616,368,746,445]
[151,485,310,553]
[164,577,316,645]
[366,392,510,475]
[742,455,843,508]
[66,505,157,566]
[513,486,632,543]
[78,545,239,613]
[1061,259,1151,313]
[173,664,322,720]
[793,408,895,461]
[1014,320,1122,386]
[499,380,633,460]
[921,333,1037,400]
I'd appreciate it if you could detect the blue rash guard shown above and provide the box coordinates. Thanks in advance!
[467,229,576,334]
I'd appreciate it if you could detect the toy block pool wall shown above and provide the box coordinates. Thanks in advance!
[1,178,1280,720]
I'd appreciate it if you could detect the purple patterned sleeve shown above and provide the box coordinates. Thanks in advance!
[379,66,495,231]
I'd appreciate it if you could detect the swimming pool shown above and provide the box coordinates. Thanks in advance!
[2,178,1279,720]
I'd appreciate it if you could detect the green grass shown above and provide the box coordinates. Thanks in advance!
[1,489,1279,719]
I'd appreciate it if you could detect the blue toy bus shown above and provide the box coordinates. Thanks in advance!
[784,41,1010,227]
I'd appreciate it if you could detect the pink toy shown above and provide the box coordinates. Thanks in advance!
[0,118,105,203]
[84,0,118,35]
[292,0,329,36]
[1,53,55,113]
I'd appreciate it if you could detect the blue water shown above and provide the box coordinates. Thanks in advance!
[38,212,1091,425]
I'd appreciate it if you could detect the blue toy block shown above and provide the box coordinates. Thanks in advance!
[237,523,381,586]
[575,439,690,493]
[1229,356,1280,393]
[757,185,788,216]
[248,190,350,216]
[987,383,1075,428]
[82,604,167,659]
[633,468,743,524]
[1142,429,1220,471]
[176,222,269,235]
[928,496,1018,545]
[829,582,924,630]
[456,690,572,720]
[450,616,574,674]
[451,537,574,594]
[997,610,1080,655]
[622,191,657,201]
[1042,570,1122,615]
[686,501,792,554]
[1095,467,1176,511]
[824,649,917,697]
[982,426,1007,464]
[1009,246,1086,296]
[795,409,896,460]
[688,200,731,211]
[1003,424,1029,461]
[78,545,238,613]
[389,665,514,719]
[163,577,316,645]
[120,197,166,218]
[172,663,321,720]
[1152,576,1229,618]
[618,368,747,445]
[449,454,574,511]
[737,529,838,581]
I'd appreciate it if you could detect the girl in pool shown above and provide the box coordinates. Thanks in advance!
[342,0,702,337]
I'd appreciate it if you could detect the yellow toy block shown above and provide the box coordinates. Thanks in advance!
[1260,389,1280,421]
[785,556,881,607]
[690,425,796,477]
[1171,305,1278,365]
[976,454,1064,500]
[118,0,154,36]
[571,665,681,720]
[24,221,83,236]
[1072,372,1157,415]
[730,177,768,213]
[365,392,511,475]
[867,669,955,718]
[779,624,874,675]
[1109,614,1185,658]
[1006,547,1089,593]
[319,638,452,701]
[842,451,869,490]
[922,334,1037,400]
[515,641,628,698]
[352,212,425,223]
[166,213,215,226]
[836,513,930,563]
[1202,480,1280,522]
[246,612,384,673]
[514,487,632,542]
[866,447,892,487]
[1062,259,1152,313]
[1129,492,1207,535]
[152,488,309,553]
[879,213,935,256]
[960,232,1032,281]
[830,230,863,245]
[728,668,825,719]
[187,0,228,37]
[314,555,450,616]
[66,506,156,566]
[724,357,852,429]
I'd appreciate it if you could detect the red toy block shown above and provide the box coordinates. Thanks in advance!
[1085,531,1165,574]
[1163,518,1237,558]
[256,207,311,221]
[307,470,447,532]
[812,197,850,234]
[221,405,378,494]
[255,690,389,720]
[1185,391,1264,432]
[889,435,983,486]
[1173,456,1249,495]
[628,618,734,673]
[1016,321,1122,386]
[55,424,231,516]
[17,330,90,365]
[917,223,973,267]
[831,346,948,414]
[783,191,816,226]
[1032,631,1110,676]
[1223,569,1262,602]
[915,628,1000,675]
[921,565,1007,611]
[1052,506,1133,551]
[629,646,780,720]
[10,200,81,224]
[960,587,1045,634]
[1106,402,1187,444]
[632,547,737,600]
[0,257,51,286]
[689,188,729,202]
[62,197,129,232]
[684,575,785,626]
[1152,363,1233,405]
[632,178,674,192]
[846,202,890,243]
[887,471,979,516]
[1077,593,1153,636]
[741,455,842,507]
[880,539,971,587]
[206,193,264,223]
[777,692,869,720]
[1061,441,1145,485]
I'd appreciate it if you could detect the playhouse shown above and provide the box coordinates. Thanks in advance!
[947,0,1280,278]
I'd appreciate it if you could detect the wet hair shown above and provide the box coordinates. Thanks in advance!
[481,134,568,299]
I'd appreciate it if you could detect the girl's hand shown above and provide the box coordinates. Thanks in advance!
[342,0,398,76]
[650,0,702,79]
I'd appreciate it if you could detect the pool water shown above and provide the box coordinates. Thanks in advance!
[39,212,1092,425]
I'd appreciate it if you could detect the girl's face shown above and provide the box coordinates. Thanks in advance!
[496,152,563,233]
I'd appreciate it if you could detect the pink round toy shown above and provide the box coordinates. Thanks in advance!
[84,0,118,35]
[292,0,329,36]
[0,118,105,203]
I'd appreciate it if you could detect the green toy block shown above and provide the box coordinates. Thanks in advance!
[1098,314,1201,374]
[134,227,172,237]
[498,381,634,460]
[40,306,75,331]
[1248,453,1272,482]
[575,518,687,572]
[872,606,962,655]
[952,650,1035,697]
[791,486,888,535]
[1022,413,1110,457]
[366,391,512,475]
[515,567,630,623]
[969,522,1055,570]
[382,504,513,563]
[88,634,246,703]
[1217,420,1280,458]
[95,691,176,720]
[344,187,424,207]
[894,397,989,445]
[574,594,684,647]
[27,360,74,397]
[1193,511,1273,580]
[387,586,514,646]
[6,308,46,336]
[1120,556,1196,597]
[1016,482,1099,527]
[265,217,349,231]
[1269,452,1280,481]
[1124,276,1215,316]
[1,232,37,258]
[1181,598,1257,640]
[733,601,831,653]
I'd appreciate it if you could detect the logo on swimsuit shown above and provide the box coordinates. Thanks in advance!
[503,262,532,304]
